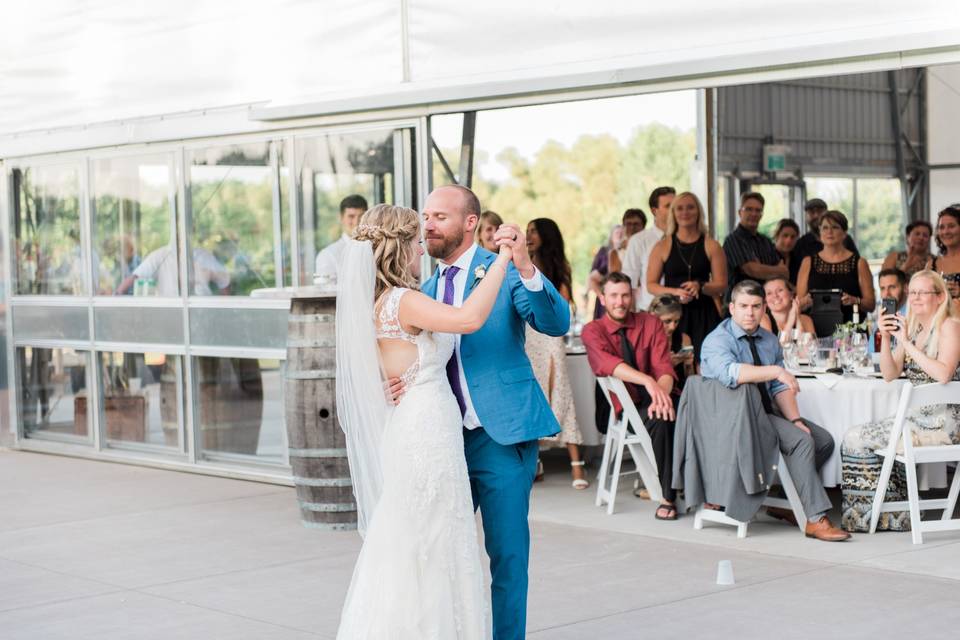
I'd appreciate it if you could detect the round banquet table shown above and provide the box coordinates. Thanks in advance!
[796,375,947,488]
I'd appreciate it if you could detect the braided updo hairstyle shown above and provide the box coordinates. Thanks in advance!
[352,204,421,301]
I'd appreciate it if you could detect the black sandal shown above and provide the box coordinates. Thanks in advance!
[655,504,678,520]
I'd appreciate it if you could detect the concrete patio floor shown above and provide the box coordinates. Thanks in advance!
[2,448,960,639]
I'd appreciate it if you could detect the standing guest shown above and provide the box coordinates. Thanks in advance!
[760,276,815,343]
[314,194,368,280]
[622,207,647,239]
[587,224,625,319]
[723,192,788,289]
[525,218,587,489]
[581,272,679,519]
[700,280,850,541]
[793,197,859,262]
[927,206,960,307]
[475,209,504,252]
[622,187,677,311]
[841,270,960,532]
[796,210,875,324]
[649,294,695,393]
[646,192,727,362]
[882,220,932,278]
[773,218,802,284]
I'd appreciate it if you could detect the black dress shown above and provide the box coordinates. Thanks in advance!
[806,253,862,324]
[662,235,720,362]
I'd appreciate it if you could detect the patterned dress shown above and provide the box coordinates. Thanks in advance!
[525,326,583,446]
[840,343,960,533]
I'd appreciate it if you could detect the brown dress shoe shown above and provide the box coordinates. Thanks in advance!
[805,516,851,542]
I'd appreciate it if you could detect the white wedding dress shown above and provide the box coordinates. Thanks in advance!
[336,287,488,639]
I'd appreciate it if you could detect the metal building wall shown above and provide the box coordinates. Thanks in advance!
[718,70,924,178]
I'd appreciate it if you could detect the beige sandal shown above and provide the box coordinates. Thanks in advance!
[571,460,589,490]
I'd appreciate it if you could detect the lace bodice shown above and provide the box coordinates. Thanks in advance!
[375,287,455,390]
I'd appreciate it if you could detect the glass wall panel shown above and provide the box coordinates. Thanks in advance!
[98,351,180,448]
[194,356,284,463]
[296,129,401,284]
[0,194,8,445]
[855,178,903,261]
[188,307,286,350]
[92,154,177,296]
[188,143,276,296]
[18,347,89,440]
[11,306,89,341]
[94,307,183,344]
[12,164,83,295]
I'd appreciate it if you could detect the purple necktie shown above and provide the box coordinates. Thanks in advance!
[442,266,467,417]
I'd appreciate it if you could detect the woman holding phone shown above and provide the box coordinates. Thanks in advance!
[840,270,960,532]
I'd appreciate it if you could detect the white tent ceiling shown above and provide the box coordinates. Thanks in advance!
[1,0,959,141]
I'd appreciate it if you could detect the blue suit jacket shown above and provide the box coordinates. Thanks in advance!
[422,247,571,445]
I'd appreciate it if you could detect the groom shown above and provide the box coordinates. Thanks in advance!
[421,185,570,640]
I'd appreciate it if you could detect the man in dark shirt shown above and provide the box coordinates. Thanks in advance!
[793,198,858,261]
[581,272,679,519]
[723,191,786,289]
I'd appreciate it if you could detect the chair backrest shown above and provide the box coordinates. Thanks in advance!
[889,381,960,457]
[605,377,648,435]
[595,377,620,433]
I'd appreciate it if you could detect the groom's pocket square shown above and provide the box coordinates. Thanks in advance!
[499,366,535,385]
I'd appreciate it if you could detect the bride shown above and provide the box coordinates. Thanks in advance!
[335,203,512,639]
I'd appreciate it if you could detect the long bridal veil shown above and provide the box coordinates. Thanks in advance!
[335,239,392,536]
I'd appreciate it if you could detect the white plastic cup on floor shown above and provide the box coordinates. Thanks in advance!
[716,560,735,586]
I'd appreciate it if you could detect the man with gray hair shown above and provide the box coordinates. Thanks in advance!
[700,279,850,541]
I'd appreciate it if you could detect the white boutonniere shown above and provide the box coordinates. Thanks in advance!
[471,264,487,288]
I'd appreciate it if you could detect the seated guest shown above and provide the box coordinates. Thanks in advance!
[796,210,875,325]
[760,276,815,343]
[723,192,788,290]
[882,220,932,279]
[649,294,695,392]
[841,270,960,532]
[582,272,679,519]
[475,209,504,252]
[773,218,802,284]
[869,268,908,355]
[700,280,850,541]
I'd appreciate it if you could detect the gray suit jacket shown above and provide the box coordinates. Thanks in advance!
[671,376,779,522]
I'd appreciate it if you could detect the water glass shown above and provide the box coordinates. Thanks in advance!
[813,337,837,369]
[783,342,799,370]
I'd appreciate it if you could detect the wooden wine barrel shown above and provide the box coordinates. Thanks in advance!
[284,292,357,530]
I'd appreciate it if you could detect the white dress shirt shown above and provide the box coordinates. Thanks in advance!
[315,234,349,279]
[436,243,543,429]
[620,225,664,311]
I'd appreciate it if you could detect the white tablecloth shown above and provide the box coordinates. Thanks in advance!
[797,376,947,488]
[566,351,601,447]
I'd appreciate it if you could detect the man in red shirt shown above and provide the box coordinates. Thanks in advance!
[582,272,679,519]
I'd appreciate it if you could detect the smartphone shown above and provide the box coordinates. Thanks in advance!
[677,345,694,354]
[881,297,898,316]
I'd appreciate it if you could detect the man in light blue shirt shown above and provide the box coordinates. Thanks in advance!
[700,280,850,541]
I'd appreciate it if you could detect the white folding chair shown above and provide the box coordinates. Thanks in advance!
[594,377,664,515]
[869,382,960,544]
[692,453,807,539]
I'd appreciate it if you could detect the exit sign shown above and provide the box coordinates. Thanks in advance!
[764,145,788,172]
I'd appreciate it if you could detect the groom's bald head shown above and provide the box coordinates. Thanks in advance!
[423,185,481,261]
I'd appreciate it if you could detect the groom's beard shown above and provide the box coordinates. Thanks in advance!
[426,229,465,262]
